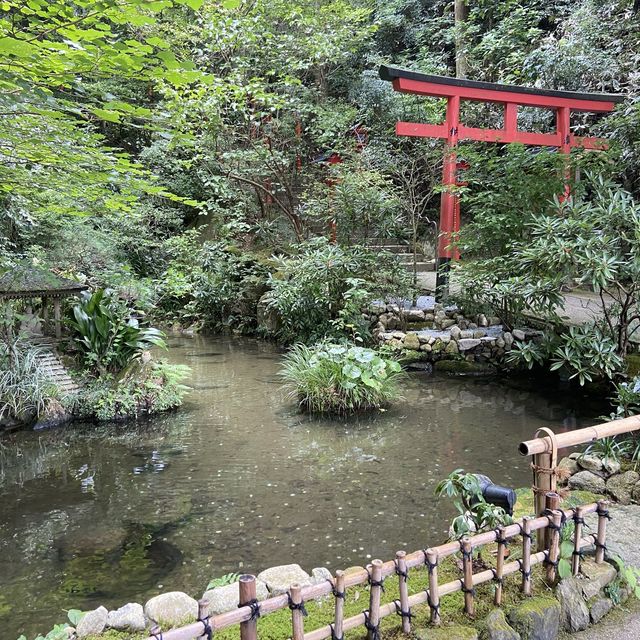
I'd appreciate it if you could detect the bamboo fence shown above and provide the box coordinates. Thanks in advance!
[143,496,611,640]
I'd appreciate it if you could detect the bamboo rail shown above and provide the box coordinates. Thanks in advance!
[140,502,605,640]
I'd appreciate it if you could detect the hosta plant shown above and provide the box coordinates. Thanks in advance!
[281,342,405,414]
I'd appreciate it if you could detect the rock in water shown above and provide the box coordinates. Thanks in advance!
[144,592,198,627]
[202,580,269,616]
[107,602,146,631]
[484,609,520,640]
[257,564,312,595]
[507,597,560,640]
[76,606,108,638]
[557,577,589,632]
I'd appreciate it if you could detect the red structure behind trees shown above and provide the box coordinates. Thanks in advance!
[379,65,625,297]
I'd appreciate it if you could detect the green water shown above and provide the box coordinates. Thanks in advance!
[0,336,600,639]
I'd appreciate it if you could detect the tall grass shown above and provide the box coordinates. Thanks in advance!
[0,340,58,421]
[281,342,405,414]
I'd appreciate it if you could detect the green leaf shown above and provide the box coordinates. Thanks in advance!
[67,609,85,626]
[341,363,362,379]
[90,108,121,123]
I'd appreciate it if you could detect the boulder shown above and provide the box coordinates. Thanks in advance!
[484,609,521,640]
[415,624,478,640]
[257,564,313,595]
[606,470,640,504]
[420,343,432,352]
[404,309,425,322]
[507,597,560,640]
[77,606,108,638]
[445,340,459,355]
[580,560,617,600]
[403,333,421,351]
[557,577,589,632]
[577,454,604,474]
[458,339,481,351]
[441,319,457,329]
[557,457,579,477]
[488,316,502,326]
[144,592,198,627]
[503,332,513,348]
[589,596,613,624]
[512,329,526,341]
[568,470,605,494]
[478,314,489,327]
[311,567,333,584]
[107,603,146,631]
[603,457,621,475]
[450,325,462,340]
[202,580,269,616]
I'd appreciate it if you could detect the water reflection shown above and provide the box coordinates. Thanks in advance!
[0,335,601,639]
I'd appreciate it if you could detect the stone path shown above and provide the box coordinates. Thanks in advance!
[568,504,640,640]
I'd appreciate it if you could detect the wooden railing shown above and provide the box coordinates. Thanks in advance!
[142,496,611,640]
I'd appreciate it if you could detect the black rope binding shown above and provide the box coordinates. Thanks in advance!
[517,559,531,581]
[394,600,413,620]
[595,541,608,553]
[363,610,380,640]
[426,591,440,618]
[288,593,308,617]
[423,549,438,575]
[459,579,476,597]
[151,631,163,640]
[491,568,504,586]
[517,523,533,541]
[597,505,612,521]
[495,529,509,546]
[239,599,261,620]
[329,623,343,640]
[327,579,345,600]
[543,550,559,568]
[394,560,409,583]
[573,513,585,526]
[367,570,385,593]
[198,615,213,640]
[573,549,586,559]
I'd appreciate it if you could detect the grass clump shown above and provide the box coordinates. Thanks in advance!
[281,342,405,414]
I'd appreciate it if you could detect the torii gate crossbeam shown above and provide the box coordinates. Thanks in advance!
[379,65,625,299]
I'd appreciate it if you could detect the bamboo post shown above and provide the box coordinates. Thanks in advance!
[42,297,49,334]
[572,507,584,576]
[239,574,258,640]
[53,298,61,339]
[396,551,411,633]
[426,548,441,626]
[198,599,210,640]
[521,516,533,596]
[290,583,305,640]
[596,500,610,564]
[544,492,560,550]
[545,510,562,583]
[333,572,345,639]
[367,560,383,640]
[461,538,474,616]
[494,526,507,606]
[332,571,345,640]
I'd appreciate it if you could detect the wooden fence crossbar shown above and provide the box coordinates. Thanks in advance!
[140,501,607,640]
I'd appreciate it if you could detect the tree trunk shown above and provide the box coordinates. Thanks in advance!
[454,0,469,79]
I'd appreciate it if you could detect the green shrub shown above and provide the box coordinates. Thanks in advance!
[281,342,405,414]
[68,289,166,375]
[266,238,413,344]
[0,339,59,421]
[75,360,190,422]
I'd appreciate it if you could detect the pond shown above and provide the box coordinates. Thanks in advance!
[0,336,602,639]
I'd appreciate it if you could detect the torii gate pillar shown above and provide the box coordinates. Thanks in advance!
[378,65,624,300]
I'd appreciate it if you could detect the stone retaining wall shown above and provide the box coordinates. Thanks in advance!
[367,301,542,367]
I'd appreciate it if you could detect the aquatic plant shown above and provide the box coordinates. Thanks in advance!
[281,342,405,414]
[207,572,241,590]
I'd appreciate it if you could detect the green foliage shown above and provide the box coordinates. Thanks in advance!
[266,238,412,344]
[435,469,513,539]
[557,520,576,580]
[583,437,629,465]
[206,573,241,590]
[68,289,166,375]
[281,342,405,414]
[75,360,190,422]
[609,555,640,600]
[0,337,59,421]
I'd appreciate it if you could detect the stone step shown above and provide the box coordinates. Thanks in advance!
[367,244,412,254]
[400,261,435,272]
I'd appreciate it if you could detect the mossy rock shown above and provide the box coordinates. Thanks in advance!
[415,623,479,640]
[507,596,560,640]
[435,359,496,376]
[627,353,640,378]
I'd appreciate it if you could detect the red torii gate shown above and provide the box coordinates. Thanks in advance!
[379,65,625,297]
